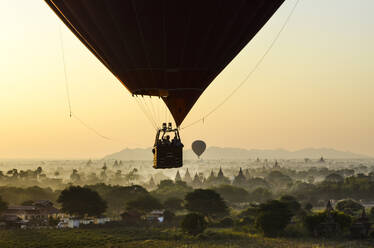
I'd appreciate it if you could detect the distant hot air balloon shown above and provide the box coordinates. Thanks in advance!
[192,140,206,159]
[45,0,285,168]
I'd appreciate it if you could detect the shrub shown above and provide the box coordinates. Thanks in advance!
[185,189,228,218]
[255,200,293,237]
[163,197,183,211]
[238,216,254,226]
[304,202,313,212]
[303,211,352,237]
[181,213,207,235]
[218,217,234,228]
[335,199,364,216]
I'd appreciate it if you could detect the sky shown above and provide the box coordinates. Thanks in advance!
[0,0,373,159]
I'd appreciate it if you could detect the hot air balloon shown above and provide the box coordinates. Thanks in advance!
[45,0,285,168]
[192,140,206,159]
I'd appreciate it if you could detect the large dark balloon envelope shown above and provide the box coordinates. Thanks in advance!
[192,140,206,159]
[45,0,285,126]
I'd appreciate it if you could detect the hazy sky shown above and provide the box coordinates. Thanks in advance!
[1,0,374,159]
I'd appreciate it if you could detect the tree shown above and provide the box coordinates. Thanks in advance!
[212,185,250,203]
[307,175,315,184]
[266,171,292,190]
[153,180,193,201]
[218,217,234,228]
[250,187,273,203]
[255,200,293,237]
[87,184,148,216]
[0,196,8,214]
[163,210,175,223]
[70,169,81,183]
[303,211,352,237]
[58,186,107,217]
[304,202,313,212]
[335,199,364,216]
[279,195,301,215]
[181,213,207,235]
[324,173,344,184]
[164,197,184,211]
[185,189,228,218]
[35,166,43,175]
[126,195,163,213]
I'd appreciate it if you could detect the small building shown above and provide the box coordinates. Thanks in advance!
[94,217,110,225]
[145,210,165,223]
[68,219,80,228]
[1,200,60,228]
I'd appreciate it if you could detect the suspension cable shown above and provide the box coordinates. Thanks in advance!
[59,24,72,118]
[71,113,111,140]
[181,0,301,130]
[140,96,158,129]
[59,24,113,140]
[134,96,158,130]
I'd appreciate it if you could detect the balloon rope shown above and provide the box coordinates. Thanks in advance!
[143,96,158,129]
[140,96,158,130]
[148,96,160,129]
[59,24,72,118]
[71,113,111,140]
[181,0,301,130]
[59,24,113,140]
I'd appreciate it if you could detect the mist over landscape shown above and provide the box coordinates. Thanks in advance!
[1,0,374,247]
[105,147,372,160]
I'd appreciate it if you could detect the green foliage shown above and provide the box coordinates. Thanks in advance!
[238,206,259,218]
[335,199,364,216]
[303,213,326,235]
[48,216,60,227]
[249,187,272,203]
[266,171,292,190]
[163,210,175,223]
[292,174,374,205]
[163,197,183,211]
[0,186,58,205]
[255,200,293,237]
[279,195,301,215]
[181,213,207,235]
[282,222,308,238]
[212,185,249,203]
[304,202,313,212]
[303,211,352,237]
[324,173,344,183]
[0,226,372,248]
[0,195,8,214]
[238,216,254,226]
[152,180,193,201]
[218,217,234,228]
[87,184,149,216]
[126,195,163,213]
[58,186,107,217]
[334,211,352,231]
[185,189,228,218]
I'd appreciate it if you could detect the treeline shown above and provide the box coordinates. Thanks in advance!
[0,172,374,213]
[291,173,374,205]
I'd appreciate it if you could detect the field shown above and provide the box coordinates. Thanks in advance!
[0,227,372,248]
